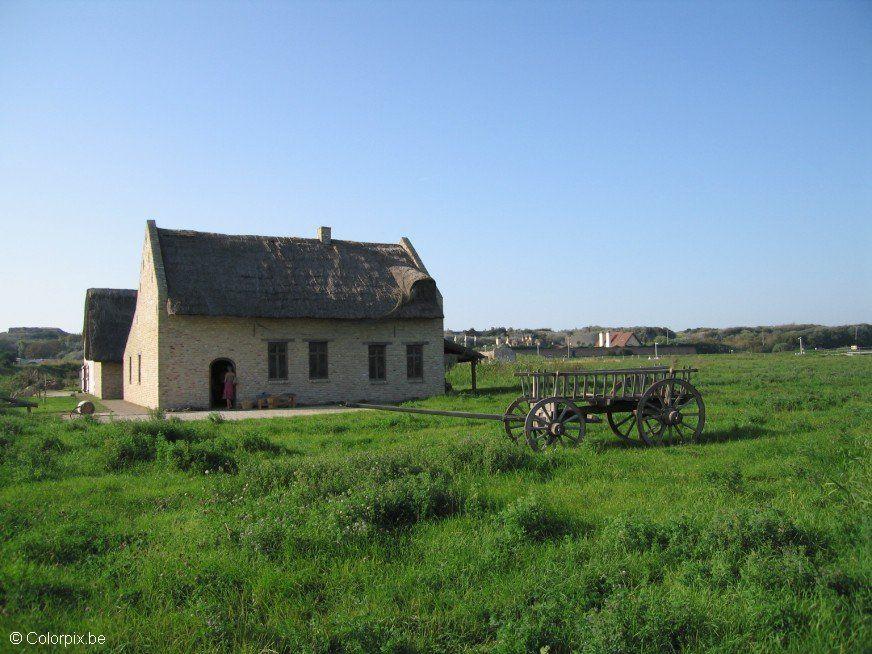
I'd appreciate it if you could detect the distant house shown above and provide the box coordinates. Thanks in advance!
[566,330,597,347]
[82,288,138,398]
[482,345,517,362]
[90,222,444,410]
[597,331,641,348]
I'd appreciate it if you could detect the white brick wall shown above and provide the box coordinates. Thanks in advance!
[84,360,124,399]
[159,315,444,409]
[122,223,163,409]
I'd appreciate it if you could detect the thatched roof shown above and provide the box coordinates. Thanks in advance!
[443,338,484,362]
[83,288,137,362]
[155,227,443,320]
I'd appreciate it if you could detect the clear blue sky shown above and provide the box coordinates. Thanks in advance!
[1,1,869,334]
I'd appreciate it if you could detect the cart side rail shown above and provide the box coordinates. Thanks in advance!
[515,367,697,401]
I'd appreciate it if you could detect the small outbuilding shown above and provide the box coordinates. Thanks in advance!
[444,338,485,390]
[82,288,137,399]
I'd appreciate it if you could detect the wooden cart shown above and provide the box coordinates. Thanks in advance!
[349,366,705,449]
[504,366,705,448]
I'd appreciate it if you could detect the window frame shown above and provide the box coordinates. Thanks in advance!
[128,356,132,384]
[308,341,329,380]
[368,343,387,381]
[267,341,289,381]
[137,354,141,384]
[406,344,424,380]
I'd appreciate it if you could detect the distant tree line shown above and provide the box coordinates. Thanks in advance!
[678,324,870,353]
[448,324,870,353]
[0,327,82,361]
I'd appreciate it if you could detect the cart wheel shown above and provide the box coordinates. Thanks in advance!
[636,379,705,446]
[607,411,637,441]
[524,397,585,451]
[502,397,529,443]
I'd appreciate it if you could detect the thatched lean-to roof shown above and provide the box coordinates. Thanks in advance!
[83,288,137,362]
[154,227,443,320]
[443,338,484,363]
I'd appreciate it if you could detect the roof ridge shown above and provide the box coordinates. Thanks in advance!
[155,226,405,249]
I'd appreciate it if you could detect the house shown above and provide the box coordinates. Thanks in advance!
[597,331,641,348]
[82,288,138,398]
[565,330,598,347]
[482,345,517,362]
[114,222,444,410]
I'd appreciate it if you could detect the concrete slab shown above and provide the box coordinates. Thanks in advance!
[99,399,151,417]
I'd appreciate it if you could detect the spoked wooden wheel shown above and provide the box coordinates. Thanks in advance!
[607,411,637,441]
[524,397,586,451]
[636,379,705,446]
[503,397,530,443]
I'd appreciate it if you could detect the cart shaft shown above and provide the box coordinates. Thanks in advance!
[346,402,514,422]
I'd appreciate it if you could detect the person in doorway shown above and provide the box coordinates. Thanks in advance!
[223,365,237,409]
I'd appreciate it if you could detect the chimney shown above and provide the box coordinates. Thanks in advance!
[317,226,331,245]
[605,331,611,348]
[597,332,603,347]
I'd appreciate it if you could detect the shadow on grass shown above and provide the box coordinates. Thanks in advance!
[587,436,646,451]
[696,425,773,445]
[586,424,774,451]
[448,385,522,397]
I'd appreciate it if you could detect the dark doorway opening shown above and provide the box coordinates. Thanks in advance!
[209,358,235,408]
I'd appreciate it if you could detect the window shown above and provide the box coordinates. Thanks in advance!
[406,344,423,379]
[308,341,328,379]
[128,356,132,383]
[137,354,141,384]
[368,344,386,381]
[268,342,288,380]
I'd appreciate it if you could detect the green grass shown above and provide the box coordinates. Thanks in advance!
[0,354,868,653]
[6,394,105,415]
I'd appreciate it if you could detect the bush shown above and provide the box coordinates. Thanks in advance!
[37,435,68,453]
[339,473,466,533]
[709,508,826,558]
[102,419,214,471]
[104,431,158,470]
[19,443,64,481]
[237,511,296,557]
[127,418,203,443]
[159,437,238,474]
[499,494,573,542]
[240,433,283,455]
[0,414,28,438]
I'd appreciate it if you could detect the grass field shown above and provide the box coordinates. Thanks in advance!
[0,354,869,653]
[10,394,106,416]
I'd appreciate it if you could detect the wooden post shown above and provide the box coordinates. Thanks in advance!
[470,360,477,392]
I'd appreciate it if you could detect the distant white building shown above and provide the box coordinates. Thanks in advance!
[597,331,641,348]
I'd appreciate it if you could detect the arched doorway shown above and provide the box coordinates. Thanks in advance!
[209,358,236,408]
